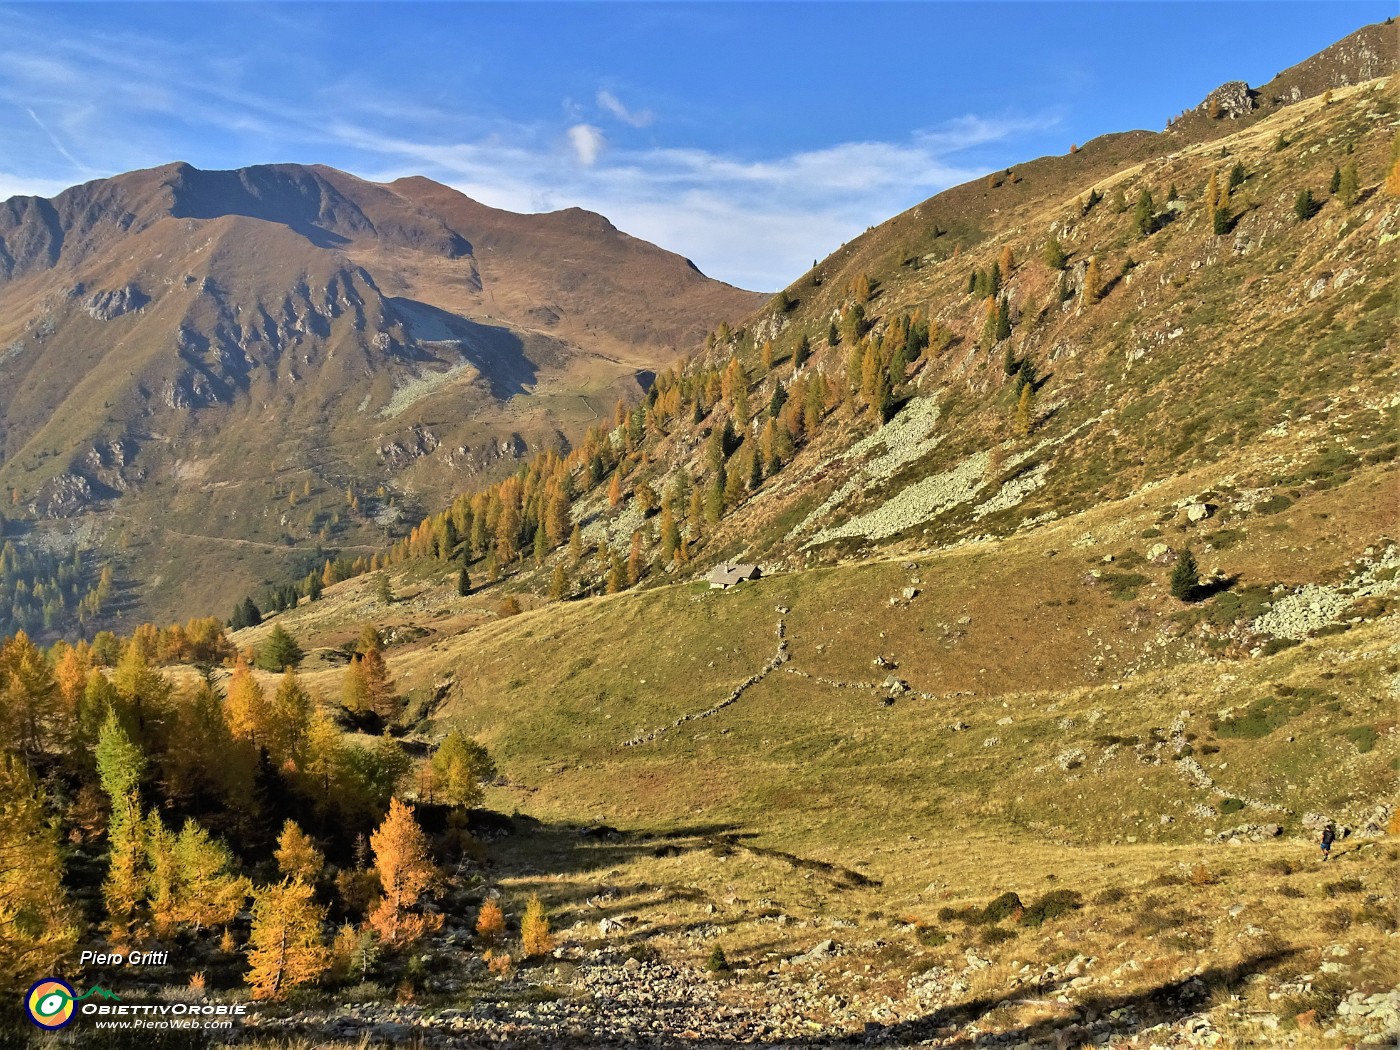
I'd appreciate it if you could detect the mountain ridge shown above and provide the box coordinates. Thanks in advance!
[0,161,763,633]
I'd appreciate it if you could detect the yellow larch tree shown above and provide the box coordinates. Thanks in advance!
[368,798,442,949]
[275,820,325,883]
[521,894,553,958]
[245,879,330,1000]
[225,658,270,747]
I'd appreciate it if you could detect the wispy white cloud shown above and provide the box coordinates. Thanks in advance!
[597,88,653,128]
[338,113,1052,289]
[0,8,1058,289]
[25,106,91,174]
[566,124,606,167]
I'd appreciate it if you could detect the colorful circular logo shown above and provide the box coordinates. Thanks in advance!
[25,978,76,1030]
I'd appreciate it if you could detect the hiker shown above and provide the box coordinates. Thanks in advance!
[1320,823,1335,862]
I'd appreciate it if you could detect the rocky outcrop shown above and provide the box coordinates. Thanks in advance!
[1199,81,1255,119]
[378,424,441,471]
[83,284,147,320]
[28,473,97,518]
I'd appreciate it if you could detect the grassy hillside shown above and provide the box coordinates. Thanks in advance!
[210,57,1400,1047]
[7,25,1397,1050]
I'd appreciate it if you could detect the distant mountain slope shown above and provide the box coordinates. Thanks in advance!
[0,162,762,631]
[328,18,1396,625]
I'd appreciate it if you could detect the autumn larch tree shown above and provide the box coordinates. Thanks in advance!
[1014,384,1035,437]
[275,820,325,883]
[225,657,271,748]
[549,563,568,601]
[475,897,506,948]
[0,757,79,987]
[0,630,58,760]
[368,798,442,949]
[245,879,330,1000]
[354,642,398,724]
[342,655,371,716]
[521,893,553,958]
[1337,162,1358,207]
[429,730,496,809]
[375,572,394,604]
[173,819,251,934]
[1043,234,1067,271]
[269,667,313,766]
[146,812,180,936]
[95,708,146,936]
[659,504,680,563]
[1082,257,1101,305]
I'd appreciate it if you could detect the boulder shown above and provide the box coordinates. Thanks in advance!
[1186,503,1215,523]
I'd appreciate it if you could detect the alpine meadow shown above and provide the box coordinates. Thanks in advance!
[0,9,1396,1050]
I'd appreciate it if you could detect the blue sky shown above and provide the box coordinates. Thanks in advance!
[0,2,1390,289]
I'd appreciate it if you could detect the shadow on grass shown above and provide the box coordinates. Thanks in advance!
[874,947,1298,1049]
[1192,573,1242,602]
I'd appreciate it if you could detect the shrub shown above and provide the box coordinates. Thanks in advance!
[484,949,512,975]
[1323,878,1364,898]
[1262,859,1294,876]
[1320,907,1352,934]
[1355,902,1397,931]
[1093,886,1128,906]
[1189,863,1214,886]
[1218,798,1245,815]
[1278,884,1305,899]
[706,944,730,972]
[981,926,1017,946]
[1021,890,1082,927]
[937,903,983,925]
[982,891,1025,924]
[918,927,950,947]
[1340,726,1377,753]
[496,596,522,618]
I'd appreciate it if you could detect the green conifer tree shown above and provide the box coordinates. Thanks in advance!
[1170,548,1200,601]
